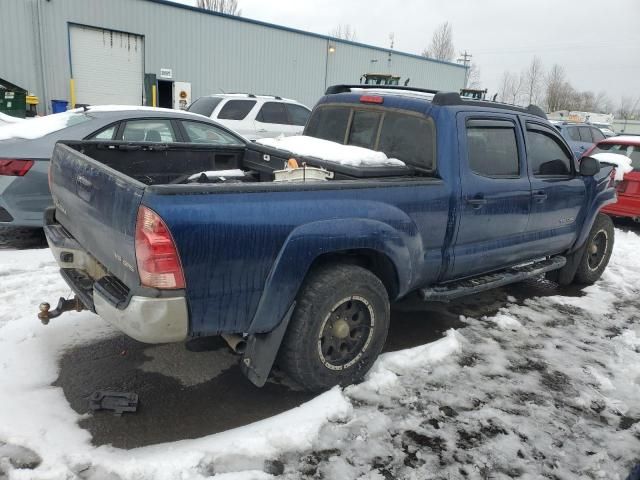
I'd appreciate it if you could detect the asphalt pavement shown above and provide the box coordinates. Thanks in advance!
[53,278,583,449]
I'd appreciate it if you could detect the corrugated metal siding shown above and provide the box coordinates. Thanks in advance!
[0,0,42,96]
[2,0,466,113]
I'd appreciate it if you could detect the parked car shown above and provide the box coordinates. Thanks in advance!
[551,121,607,158]
[0,106,245,228]
[586,135,640,221]
[40,85,615,392]
[187,93,311,140]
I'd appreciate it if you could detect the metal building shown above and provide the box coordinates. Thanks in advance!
[1,0,467,114]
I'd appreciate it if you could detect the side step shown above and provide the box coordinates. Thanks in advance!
[420,256,567,302]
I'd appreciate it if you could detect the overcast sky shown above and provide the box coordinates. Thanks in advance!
[174,0,640,109]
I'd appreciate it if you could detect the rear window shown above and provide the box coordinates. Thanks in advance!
[305,107,350,143]
[378,113,435,170]
[217,100,256,120]
[348,110,381,148]
[187,97,223,117]
[591,143,640,170]
[305,106,436,170]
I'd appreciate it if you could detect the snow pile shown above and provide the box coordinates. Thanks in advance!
[256,135,406,167]
[0,111,85,140]
[591,152,633,181]
[0,112,25,126]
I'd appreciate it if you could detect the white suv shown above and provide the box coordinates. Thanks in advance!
[187,93,311,140]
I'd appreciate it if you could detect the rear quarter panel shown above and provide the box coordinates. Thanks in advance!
[143,180,451,336]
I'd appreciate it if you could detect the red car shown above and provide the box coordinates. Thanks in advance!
[586,136,640,221]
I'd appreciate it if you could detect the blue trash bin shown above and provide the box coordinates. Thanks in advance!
[51,100,69,113]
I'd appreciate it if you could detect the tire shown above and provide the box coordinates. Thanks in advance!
[573,213,614,285]
[278,264,390,391]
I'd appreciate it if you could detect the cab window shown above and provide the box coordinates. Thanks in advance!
[526,125,573,176]
[465,119,519,177]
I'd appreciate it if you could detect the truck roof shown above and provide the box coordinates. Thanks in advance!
[322,85,547,120]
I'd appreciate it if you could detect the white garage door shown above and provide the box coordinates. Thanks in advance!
[70,25,144,106]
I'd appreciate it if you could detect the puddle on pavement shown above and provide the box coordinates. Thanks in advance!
[54,277,585,449]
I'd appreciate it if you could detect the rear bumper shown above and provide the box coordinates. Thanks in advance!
[44,219,188,344]
[0,162,52,227]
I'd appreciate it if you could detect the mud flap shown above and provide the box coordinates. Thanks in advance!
[241,302,296,387]
[547,243,587,286]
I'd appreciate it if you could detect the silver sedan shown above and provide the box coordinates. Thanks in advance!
[0,107,246,229]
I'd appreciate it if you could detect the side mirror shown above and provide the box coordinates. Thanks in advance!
[580,156,600,176]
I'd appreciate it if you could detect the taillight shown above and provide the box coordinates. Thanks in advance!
[135,206,185,289]
[360,95,384,104]
[0,159,34,176]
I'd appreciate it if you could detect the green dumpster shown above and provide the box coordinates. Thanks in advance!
[0,78,27,119]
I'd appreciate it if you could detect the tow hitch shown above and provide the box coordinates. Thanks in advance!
[38,297,86,325]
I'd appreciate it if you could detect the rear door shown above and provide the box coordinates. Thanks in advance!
[450,113,532,278]
[50,143,144,287]
[524,121,586,257]
[214,99,258,138]
[254,101,297,138]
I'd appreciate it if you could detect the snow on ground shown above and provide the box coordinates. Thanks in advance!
[0,230,639,479]
[256,136,406,167]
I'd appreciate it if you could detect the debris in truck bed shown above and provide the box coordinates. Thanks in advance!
[89,391,139,416]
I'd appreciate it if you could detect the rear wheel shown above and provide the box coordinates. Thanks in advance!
[278,264,390,391]
[573,213,614,285]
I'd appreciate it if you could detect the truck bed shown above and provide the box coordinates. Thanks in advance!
[63,140,415,187]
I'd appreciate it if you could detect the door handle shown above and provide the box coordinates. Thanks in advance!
[532,191,548,202]
[466,196,487,209]
[257,129,268,133]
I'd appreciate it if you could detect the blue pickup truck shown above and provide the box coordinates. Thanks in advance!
[40,85,616,391]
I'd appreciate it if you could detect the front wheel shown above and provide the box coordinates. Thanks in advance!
[573,213,614,285]
[278,264,390,391]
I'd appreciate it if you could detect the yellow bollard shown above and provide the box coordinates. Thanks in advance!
[69,78,76,109]
[151,84,157,107]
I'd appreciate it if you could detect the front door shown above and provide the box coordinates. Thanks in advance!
[524,121,586,257]
[449,113,532,279]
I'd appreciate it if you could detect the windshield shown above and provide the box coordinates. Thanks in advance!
[0,111,91,141]
[591,143,640,170]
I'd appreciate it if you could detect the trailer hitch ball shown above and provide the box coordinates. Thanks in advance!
[37,297,86,325]
[38,303,51,325]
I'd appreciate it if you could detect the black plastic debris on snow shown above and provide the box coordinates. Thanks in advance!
[89,391,138,416]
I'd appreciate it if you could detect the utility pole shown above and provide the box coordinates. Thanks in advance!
[457,50,472,87]
[388,32,395,72]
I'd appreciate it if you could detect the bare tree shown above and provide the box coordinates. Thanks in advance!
[544,64,567,112]
[499,71,524,105]
[617,96,640,120]
[524,56,544,106]
[593,91,611,113]
[466,63,481,88]
[422,22,455,61]
[329,24,357,41]
[196,0,241,15]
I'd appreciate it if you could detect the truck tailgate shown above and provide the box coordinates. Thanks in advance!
[49,143,143,288]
